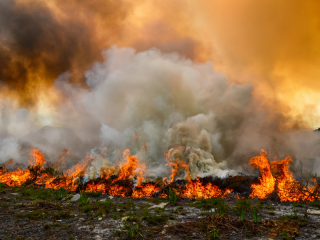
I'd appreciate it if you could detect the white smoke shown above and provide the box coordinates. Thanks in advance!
[1,46,320,178]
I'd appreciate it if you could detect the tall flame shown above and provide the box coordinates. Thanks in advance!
[249,150,275,199]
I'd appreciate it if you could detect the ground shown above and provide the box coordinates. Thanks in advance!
[1,186,320,240]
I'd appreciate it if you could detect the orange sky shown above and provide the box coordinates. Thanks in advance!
[1,0,320,128]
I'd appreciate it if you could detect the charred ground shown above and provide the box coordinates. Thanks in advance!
[1,182,320,240]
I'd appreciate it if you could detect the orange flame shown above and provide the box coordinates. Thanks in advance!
[164,152,191,184]
[29,148,47,168]
[1,148,320,202]
[249,150,275,199]
[116,149,145,186]
[132,183,160,198]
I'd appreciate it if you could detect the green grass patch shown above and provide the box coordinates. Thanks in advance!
[53,187,69,200]
[143,213,170,224]
[16,187,53,200]
[81,205,93,213]
[148,198,167,204]
[111,213,124,220]
[280,213,308,222]
[50,210,74,219]
[127,215,140,222]
[263,205,275,210]
[15,210,48,220]
[154,207,165,214]
[309,200,320,209]
[234,199,252,213]
[85,191,102,198]
[191,198,229,214]
[78,191,90,205]
[292,202,303,208]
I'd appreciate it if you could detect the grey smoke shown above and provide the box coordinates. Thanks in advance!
[1,46,320,179]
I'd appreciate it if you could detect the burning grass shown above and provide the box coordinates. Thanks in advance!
[1,148,320,204]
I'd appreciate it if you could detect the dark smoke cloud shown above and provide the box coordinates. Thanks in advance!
[0,0,128,106]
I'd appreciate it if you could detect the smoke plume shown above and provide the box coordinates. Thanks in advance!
[1,47,320,180]
[1,1,320,179]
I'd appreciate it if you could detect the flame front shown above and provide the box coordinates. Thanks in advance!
[0,148,320,201]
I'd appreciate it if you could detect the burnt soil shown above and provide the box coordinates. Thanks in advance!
[1,187,320,240]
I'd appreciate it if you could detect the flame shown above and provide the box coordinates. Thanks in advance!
[179,178,233,199]
[249,150,275,199]
[107,184,131,197]
[132,183,160,198]
[164,152,191,184]
[116,149,145,186]
[0,168,31,186]
[29,148,47,169]
[1,148,320,202]
[85,182,106,194]
[270,157,319,202]
[249,150,320,202]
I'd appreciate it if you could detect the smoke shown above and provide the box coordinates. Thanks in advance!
[0,0,129,106]
[1,46,320,179]
[1,1,320,178]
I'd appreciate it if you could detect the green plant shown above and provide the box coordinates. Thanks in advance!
[280,212,307,222]
[245,225,251,238]
[148,198,167,204]
[264,205,275,210]
[309,200,320,208]
[292,202,303,208]
[281,228,288,240]
[78,190,90,205]
[86,191,102,198]
[167,187,179,204]
[205,227,218,240]
[142,213,170,224]
[252,208,260,223]
[212,229,218,239]
[240,208,245,221]
[127,215,140,222]
[124,222,144,239]
[50,210,74,219]
[81,205,92,213]
[0,182,3,191]
[54,187,65,200]
[16,187,53,200]
[15,210,48,220]
[234,199,252,213]
[192,198,229,215]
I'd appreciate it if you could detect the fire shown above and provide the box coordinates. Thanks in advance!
[181,178,223,199]
[116,149,145,186]
[271,157,319,202]
[249,150,320,202]
[0,148,319,202]
[107,184,131,197]
[0,168,31,186]
[132,183,160,198]
[29,148,47,169]
[249,150,275,199]
[164,152,191,184]
[85,182,106,194]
